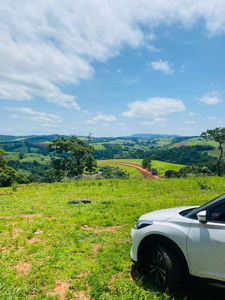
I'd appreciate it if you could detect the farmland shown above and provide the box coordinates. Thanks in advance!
[1,176,225,299]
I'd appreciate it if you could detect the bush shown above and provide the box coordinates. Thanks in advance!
[99,166,129,179]
[151,168,158,176]
[142,157,151,170]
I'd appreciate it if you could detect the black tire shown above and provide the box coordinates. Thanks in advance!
[147,244,182,292]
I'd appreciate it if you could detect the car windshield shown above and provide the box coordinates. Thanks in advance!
[185,194,225,219]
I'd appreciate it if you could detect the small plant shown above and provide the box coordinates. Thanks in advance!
[151,168,158,176]
[198,180,210,190]
[12,182,18,192]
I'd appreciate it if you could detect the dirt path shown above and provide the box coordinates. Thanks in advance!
[106,161,160,180]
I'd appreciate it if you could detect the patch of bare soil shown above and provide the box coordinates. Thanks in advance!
[92,244,100,254]
[76,272,88,279]
[47,281,70,300]
[174,141,187,148]
[12,227,23,238]
[13,261,31,276]
[21,214,42,219]
[74,290,91,300]
[106,161,160,179]
[26,237,41,244]
[1,246,15,253]
[34,230,43,235]
[20,214,42,223]
[82,225,123,233]
[99,225,123,232]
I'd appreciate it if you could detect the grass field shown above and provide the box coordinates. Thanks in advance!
[99,159,185,176]
[1,176,225,299]
[3,152,51,165]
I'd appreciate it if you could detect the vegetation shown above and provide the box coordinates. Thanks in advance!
[1,132,225,186]
[0,177,224,299]
[46,136,97,179]
[143,145,214,166]
[142,157,151,170]
[98,166,129,179]
[0,149,29,187]
[201,127,225,176]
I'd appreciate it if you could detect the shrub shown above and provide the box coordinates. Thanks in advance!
[142,157,151,170]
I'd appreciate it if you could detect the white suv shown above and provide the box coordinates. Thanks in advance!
[130,194,225,291]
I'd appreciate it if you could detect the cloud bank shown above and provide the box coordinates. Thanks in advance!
[1,1,225,109]
[123,97,185,118]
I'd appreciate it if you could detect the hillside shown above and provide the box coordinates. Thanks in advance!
[0,134,220,166]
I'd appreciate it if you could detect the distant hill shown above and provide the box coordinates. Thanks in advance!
[0,133,198,142]
[0,134,68,143]
[128,133,181,139]
[0,135,28,142]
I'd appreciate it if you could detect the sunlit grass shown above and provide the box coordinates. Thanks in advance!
[99,159,185,176]
[0,176,224,299]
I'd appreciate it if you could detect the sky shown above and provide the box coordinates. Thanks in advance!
[1,1,225,138]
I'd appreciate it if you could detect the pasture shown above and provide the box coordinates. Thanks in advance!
[0,176,225,299]
[98,159,185,176]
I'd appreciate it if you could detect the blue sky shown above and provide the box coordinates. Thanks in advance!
[1,1,225,137]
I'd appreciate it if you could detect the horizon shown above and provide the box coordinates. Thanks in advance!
[0,132,197,140]
[1,1,225,137]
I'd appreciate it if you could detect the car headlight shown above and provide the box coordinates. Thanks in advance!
[133,220,153,229]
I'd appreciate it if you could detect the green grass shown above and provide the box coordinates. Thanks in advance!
[3,152,51,164]
[21,154,51,164]
[93,144,106,150]
[186,137,217,147]
[0,176,224,299]
[97,160,142,178]
[100,159,185,176]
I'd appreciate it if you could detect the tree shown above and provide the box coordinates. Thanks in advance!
[0,148,16,187]
[46,136,97,178]
[142,157,151,170]
[201,127,225,176]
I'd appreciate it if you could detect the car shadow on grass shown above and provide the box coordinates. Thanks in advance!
[131,264,225,300]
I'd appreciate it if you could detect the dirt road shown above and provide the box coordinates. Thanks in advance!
[106,161,160,180]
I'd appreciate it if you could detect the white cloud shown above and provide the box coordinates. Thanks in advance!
[42,124,58,128]
[116,69,122,73]
[5,107,62,123]
[148,59,174,74]
[180,65,185,73]
[117,122,125,126]
[0,1,224,110]
[101,123,109,127]
[100,69,111,74]
[86,120,96,124]
[209,117,223,124]
[185,121,196,124]
[94,113,116,122]
[10,114,18,119]
[123,97,185,118]
[146,45,161,52]
[140,118,168,125]
[198,93,223,105]
[83,110,91,114]
[189,111,200,116]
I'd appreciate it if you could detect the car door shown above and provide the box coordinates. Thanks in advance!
[186,202,225,281]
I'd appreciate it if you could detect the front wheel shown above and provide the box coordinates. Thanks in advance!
[148,244,182,292]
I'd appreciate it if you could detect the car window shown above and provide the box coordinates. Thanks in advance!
[209,203,225,222]
[186,194,225,219]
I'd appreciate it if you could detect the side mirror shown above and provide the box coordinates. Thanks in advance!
[197,210,207,223]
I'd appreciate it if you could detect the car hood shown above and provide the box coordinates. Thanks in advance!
[139,206,197,222]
